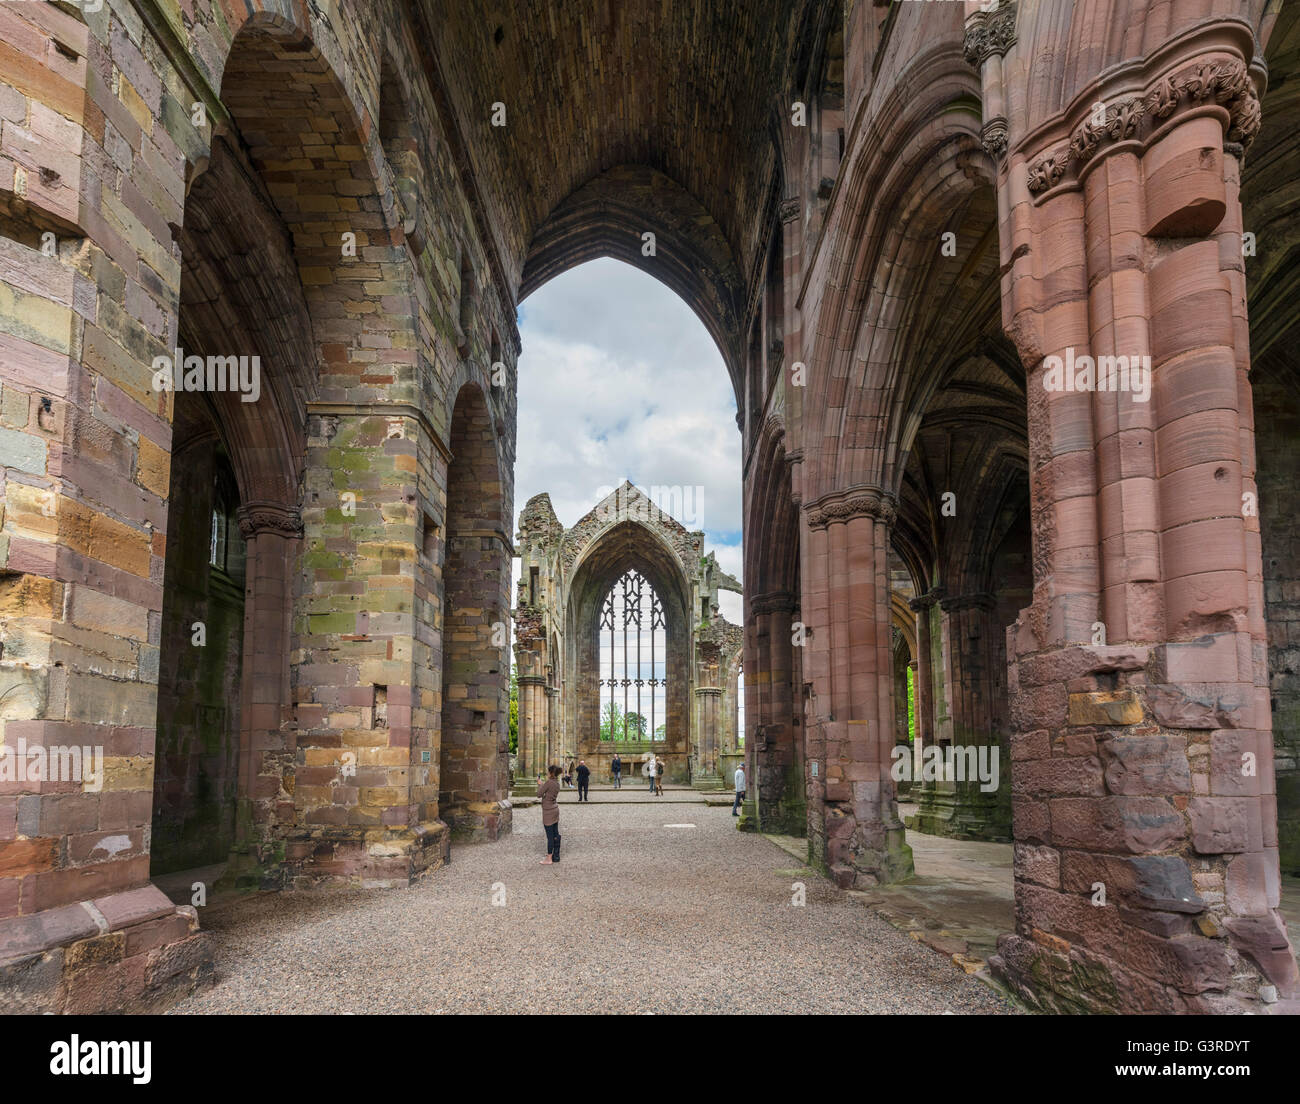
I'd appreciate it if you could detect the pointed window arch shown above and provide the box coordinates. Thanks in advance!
[599,569,666,741]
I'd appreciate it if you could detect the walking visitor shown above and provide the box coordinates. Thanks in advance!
[538,764,561,864]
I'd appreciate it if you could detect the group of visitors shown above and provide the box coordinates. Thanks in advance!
[536,759,749,864]
[645,753,664,795]
[559,752,664,793]
[560,757,591,801]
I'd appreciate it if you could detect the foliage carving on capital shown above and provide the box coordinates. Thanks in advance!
[805,493,896,529]
[1026,57,1262,196]
[963,1,1017,69]
[237,503,303,539]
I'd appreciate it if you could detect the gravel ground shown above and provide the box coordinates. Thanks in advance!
[169,801,1015,1014]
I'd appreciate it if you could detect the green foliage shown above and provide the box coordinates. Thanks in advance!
[600,700,624,740]
[654,723,666,741]
[906,664,916,744]
[509,667,519,753]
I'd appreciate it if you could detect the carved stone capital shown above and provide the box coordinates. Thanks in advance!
[805,490,897,529]
[963,1,1017,69]
[1026,56,1261,196]
[237,502,302,539]
[778,196,800,223]
[908,588,944,612]
[750,591,796,617]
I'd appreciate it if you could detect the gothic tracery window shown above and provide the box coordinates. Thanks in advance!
[599,570,666,741]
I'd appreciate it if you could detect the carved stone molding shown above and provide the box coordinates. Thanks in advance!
[237,502,303,539]
[1026,56,1261,196]
[762,411,785,443]
[908,588,944,613]
[805,490,897,529]
[963,1,1017,69]
[750,591,796,616]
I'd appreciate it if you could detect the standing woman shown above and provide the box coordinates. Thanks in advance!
[538,764,562,864]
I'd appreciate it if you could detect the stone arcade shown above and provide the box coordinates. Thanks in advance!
[0,0,1298,1015]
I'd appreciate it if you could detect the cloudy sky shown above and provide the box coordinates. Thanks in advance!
[512,257,744,626]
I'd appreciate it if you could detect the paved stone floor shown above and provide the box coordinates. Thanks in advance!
[167,797,1014,1014]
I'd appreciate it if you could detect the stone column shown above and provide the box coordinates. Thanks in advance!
[983,25,1297,1010]
[804,495,913,886]
[545,684,558,769]
[737,597,762,830]
[226,504,301,886]
[909,592,938,773]
[694,687,722,780]
[911,592,1009,840]
[514,665,544,796]
[753,596,803,833]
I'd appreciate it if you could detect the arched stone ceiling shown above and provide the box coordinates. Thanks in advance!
[412,0,800,302]
[520,165,748,387]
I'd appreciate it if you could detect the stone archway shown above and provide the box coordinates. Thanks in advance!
[512,484,741,792]
[438,383,511,841]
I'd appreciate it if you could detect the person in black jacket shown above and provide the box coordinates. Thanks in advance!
[576,759,591,802]
[611,752,622,789]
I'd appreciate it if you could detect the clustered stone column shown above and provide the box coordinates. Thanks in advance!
[801,493,913,886]
[977,17,1297,1009]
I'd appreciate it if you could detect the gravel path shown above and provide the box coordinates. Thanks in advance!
[170,800,1015,1014]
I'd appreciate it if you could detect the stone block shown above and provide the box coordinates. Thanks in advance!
[1068,689,1142,726]
[1187,796,1255,854]
[1099,733,1191,795]
[1014,843,1060,889]
[1049,796,1186,853]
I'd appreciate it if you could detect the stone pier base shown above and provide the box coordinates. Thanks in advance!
[280,822,452,888]
[0,885,212,1014]
[443,800,514,844]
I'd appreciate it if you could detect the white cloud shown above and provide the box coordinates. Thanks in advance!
[515,258,742,540]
